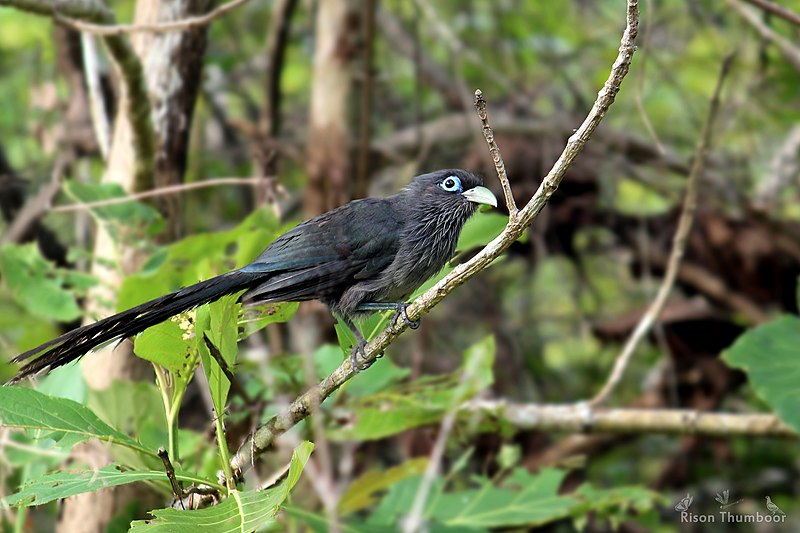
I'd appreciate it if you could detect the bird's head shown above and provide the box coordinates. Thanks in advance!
[405,169,498,221]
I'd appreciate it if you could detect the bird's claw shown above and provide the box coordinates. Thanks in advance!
[397,304,420,329]
[349,340,375,372]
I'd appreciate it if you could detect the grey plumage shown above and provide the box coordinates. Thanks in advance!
[9,169,497,381]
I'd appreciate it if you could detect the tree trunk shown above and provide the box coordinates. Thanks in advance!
[57,1,212,531]
[304,0,360,217]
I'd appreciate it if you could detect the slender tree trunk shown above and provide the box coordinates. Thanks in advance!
[304,0,360,217]
[58,2,213,531]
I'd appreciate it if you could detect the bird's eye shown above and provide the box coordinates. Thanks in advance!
[438,176,462,193]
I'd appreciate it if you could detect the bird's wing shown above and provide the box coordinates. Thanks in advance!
[241,199,402,304]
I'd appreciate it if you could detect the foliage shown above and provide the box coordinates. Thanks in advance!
[723,315,800,434]
[128,441,313,532]
[2,0,800,530]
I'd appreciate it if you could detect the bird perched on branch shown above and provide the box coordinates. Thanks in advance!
[8,169,497,383]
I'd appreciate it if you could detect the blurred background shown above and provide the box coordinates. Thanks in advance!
[1,0,800,531]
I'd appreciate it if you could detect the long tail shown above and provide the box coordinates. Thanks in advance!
[8,270,262,384]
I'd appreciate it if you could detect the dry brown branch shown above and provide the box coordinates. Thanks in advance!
[743,0,800,26]
[56,0,251,35]
[229,0,641,480]
[473,90,517,216]
[465,401,796,439]
[591,54,735,406]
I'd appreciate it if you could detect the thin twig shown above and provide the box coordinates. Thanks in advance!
[229,0,640,481]
[473,89,517,216]
[633,0,665,155]
[299,347,341,531]
[743,0,800,26]
[55,0,251,36]
[50,177,270,213]
[402,347,484,533]
[591,54,735,406]
[157,447,186,510]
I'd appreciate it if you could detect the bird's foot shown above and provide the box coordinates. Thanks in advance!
[349,340,386,373]
[395,303,420,330]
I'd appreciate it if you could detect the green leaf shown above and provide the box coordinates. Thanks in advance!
[432,468,576,528]
[196,294,239,413]
[456,212,510,252]
[572,484,664,530]
[0,387,153,457]
[239,302,298,340]
[371,468,575,530]
[722,315,800,433]
[0,243,92,321]
[134,317,198,377]
[129,441,314,532]
[340,458,428,515]
[88,381,169,462]
[3,464,217,508]
[286,505,398,533]
[118,208,282,311]
[334,312,390,357]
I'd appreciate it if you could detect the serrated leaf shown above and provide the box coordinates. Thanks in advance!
[722,315,800,433]
[0,387,152,456]
[129,441,313,532]
[371,468,575,529]
[3,464,215,508]
[433,468,576,528]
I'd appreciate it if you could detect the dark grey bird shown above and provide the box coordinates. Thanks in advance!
[8,169,497,383]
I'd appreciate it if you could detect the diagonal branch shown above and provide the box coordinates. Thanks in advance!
[229,0,640,480]
[729,0,800,71]
[591,53,735,406]
[743,0,800,27]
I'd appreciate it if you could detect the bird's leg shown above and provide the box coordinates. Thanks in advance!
[355,302,420,329]
[340,315,382,372]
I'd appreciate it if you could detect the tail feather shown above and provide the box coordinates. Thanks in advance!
[8,270,260,384]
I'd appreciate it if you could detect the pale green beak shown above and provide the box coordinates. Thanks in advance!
[462,186,498,208]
